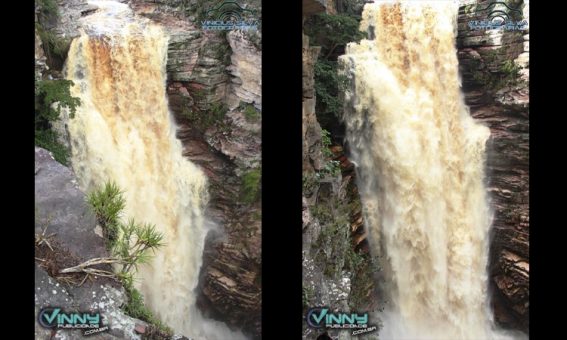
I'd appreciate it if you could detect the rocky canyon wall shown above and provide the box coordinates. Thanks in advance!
[302,1,377,339]
[457,0,529,332]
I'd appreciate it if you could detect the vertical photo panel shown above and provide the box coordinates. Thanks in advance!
[302,1,529,339]
[35,1,261,339]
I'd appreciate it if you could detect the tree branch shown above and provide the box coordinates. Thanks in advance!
[59,257,123,276]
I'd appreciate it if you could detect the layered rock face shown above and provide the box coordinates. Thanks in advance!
[303,31,324,173]
[457,0,529,332]
[42,0,262,338]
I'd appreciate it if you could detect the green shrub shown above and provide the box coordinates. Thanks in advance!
[311,201,351,279]
[36,0,59,21]
[500,59,520,78]
[87,182,170,336]
[37,28,72,68]
[348,255,381,310]
[87,182,165,271]
[35,79,79,126]
[304,11,365,131]
[314,60,349,121]
[321,129,333,158]
[344,246,364,272]
[470,51,523,90]
[319,129,341,177]
[87,182,125,247]
[35,129,70,165]
[35,79,80,165]
[182,100,227,130]
[120,273,173,337]
[114,219,165,274]
[303,173,319,195]
[241,168,261,204]
[210,101,227,120]
[321,160,341,177]
[243,104,260,122]
[304,13,366,59]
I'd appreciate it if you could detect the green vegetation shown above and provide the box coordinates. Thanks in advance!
[320,129,341,177]
[37,28,72,66]
[36,0,59,22]
[87,182,170,336]
[321,128,333,158]
[470,50,523,90]
[241,168,261,204]
[35,1,77,165]
[181,101,228,130]
[308,181,381,311]
[243,103,261,123]
[302,129,341,196]
[212,34,231,66]
[35,79,79,125]
[314,60,349,121]
[120,274,173,337]
[209,101,228,123]
[349,254,381,310]
[35,79,81,165]
[500,59,520,79]
[304,11,366,129]
[344,245,365,272]
[310,199,352,279]
[302,173,319,195]
[87,182,125,248]
[305,13,366,59]
[114,219,164,274]
[334,0,367,16]
[35,129,70,166]
[87,182,164,274]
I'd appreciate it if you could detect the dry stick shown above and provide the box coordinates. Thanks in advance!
[59,257,123,278]
[35,223,56,251]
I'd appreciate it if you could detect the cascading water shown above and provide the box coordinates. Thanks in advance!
[64,1,246,338]
[340,1,523,339]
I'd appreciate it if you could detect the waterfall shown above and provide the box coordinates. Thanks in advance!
[64,1,245,339]
[339,2,521,339]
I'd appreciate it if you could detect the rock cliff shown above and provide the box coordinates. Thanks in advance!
[457,0,529,332]
[302,2,378,339]
[35,147,148,340]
